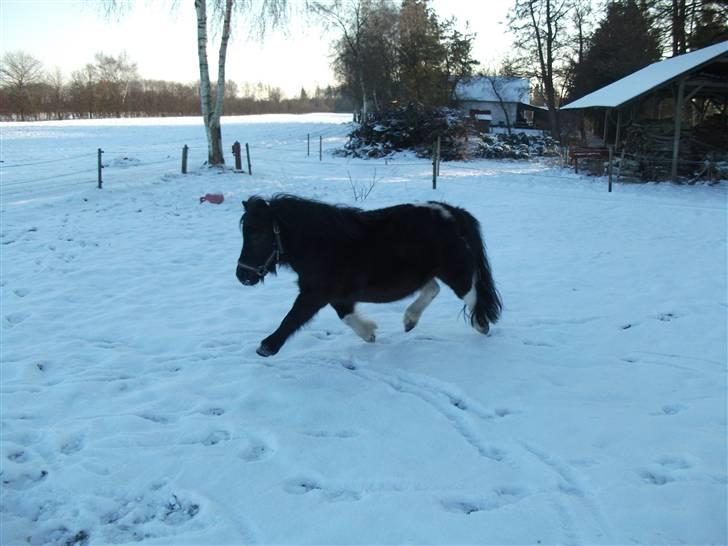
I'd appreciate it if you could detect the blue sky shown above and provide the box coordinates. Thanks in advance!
[0,0,512,97]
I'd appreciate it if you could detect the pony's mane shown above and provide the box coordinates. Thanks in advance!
[267,194,364,243]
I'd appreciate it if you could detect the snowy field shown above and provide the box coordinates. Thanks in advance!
[1,114,726,545]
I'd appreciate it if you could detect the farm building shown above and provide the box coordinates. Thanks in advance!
[561,40,728,182]
[453,76,545,132]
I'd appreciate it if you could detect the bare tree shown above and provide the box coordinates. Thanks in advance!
[0,51,44,120]
[47,67,66,120]
[508,0,574,139]
[481,70,529,135]
[313,0,377,119]
[94,52,138,117]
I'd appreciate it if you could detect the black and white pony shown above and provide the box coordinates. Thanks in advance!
[236,195,502,357]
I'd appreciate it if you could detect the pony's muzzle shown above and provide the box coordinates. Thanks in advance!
[236,266,260,286]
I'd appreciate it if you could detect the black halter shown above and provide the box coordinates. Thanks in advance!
[237,222,284,279]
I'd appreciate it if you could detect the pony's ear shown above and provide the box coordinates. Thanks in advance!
[245,196,270,215]
[242,200,248,211]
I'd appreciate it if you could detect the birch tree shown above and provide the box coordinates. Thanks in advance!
[105,0,288,166]
[195,0,289,165]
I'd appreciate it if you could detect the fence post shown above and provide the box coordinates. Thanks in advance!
[97,148,103,189]
[436,136,441,176]
[432,140,438,190]
[181,145,188,174]
[319,135,323,161]
[232,141,242,172]
[608,145,614,193]
[245,143,252,175]
[307,134,310,157]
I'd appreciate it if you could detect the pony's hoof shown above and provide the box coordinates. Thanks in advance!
[404,318,417,332]
[256,343,277,357]
[475,321,490,335]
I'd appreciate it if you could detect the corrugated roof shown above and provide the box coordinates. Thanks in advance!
[561,40,728,110]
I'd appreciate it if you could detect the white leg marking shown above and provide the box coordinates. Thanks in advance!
[404,279,440,332]
[463,273,488,333]
[343,310,377,342]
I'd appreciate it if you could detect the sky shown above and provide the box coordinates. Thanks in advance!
[0,0,513,98]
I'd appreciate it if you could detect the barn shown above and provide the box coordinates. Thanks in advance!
[453,76,541,132]
[560,40,728,182]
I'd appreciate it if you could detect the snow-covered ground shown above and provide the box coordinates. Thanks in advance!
[1,114,726,545]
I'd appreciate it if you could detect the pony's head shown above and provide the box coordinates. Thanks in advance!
[236,197,281,286]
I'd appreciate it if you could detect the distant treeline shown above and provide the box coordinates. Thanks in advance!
[0,52,353,121]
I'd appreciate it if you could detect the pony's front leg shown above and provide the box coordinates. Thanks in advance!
[257,292,327,357]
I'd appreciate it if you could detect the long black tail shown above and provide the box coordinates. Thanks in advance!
[452,207,502,328]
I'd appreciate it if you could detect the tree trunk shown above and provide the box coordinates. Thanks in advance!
[210,0,233,165]
[195,0,228,166]
[359,71,368,120]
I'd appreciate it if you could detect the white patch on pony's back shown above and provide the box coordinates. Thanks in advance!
[415,203,453,220]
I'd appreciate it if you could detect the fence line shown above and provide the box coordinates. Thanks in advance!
[5,127,720,201]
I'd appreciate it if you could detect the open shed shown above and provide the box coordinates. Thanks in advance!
[561,40,728,182]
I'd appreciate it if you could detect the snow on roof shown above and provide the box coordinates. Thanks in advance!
[561,40,728,110]
[454,76,530,104]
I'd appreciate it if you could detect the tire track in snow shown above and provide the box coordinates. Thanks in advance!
[521,442,613,544]
[311,356,510,464]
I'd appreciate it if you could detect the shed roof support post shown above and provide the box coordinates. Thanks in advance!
[614,109,622,152]
[671,77,686,183]
[603,109,609,144]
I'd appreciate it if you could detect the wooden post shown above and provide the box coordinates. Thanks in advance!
[614,110,622,152]
[245,143,252,175]
[608,145,614,193]
[97,148,103,189]
[181,145,188,174]
[319,135,323,161]
[436,136,441,176]
[671,77,686,183]
[231,141,242,171]
[602,109,609,144]
[432,141,438,189]
[617,148,626,181]
[307,134,310,157]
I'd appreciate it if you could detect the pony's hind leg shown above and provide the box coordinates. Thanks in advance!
[462,274,489,334]
[331,302,377,343]
[404,278,440,332]
[438,268,489,335]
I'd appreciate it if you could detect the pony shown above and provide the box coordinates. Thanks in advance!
[236,194,502,357]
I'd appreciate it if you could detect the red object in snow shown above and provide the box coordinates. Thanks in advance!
[200,193,224,204]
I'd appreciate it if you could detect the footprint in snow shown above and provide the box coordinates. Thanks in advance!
[59,433,85,455]
[4,312,30,327]
[200,407,226,416]
[656,455,695,470]
[654,403,688,416]
[2,468,49,490]
[239,442,272,463]
[201,430,231,446]
[639,469,674,486]
[441,486,528,515]
[300,429,360,439]
[283,477,362,502]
